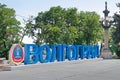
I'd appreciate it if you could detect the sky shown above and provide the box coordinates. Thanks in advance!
[0,0,120,43]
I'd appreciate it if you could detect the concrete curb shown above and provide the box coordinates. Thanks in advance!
[10,58,103,71]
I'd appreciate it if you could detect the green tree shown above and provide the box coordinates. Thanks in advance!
[63,26,78,44]
[35,6,66,45]
[35,6,79,45]
[20,16,35,42]
[46,26,62,45]
[0,3,21,59]
[113,8,120,56]
[76,11,103,45]
[65,8,78,27]
[34,6,103,45]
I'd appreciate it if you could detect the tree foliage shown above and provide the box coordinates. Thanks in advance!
[0,3,21,58]
[76,11,103,44]
[0,4,104,58]
[112,5,120,56]
[34,6,103,45]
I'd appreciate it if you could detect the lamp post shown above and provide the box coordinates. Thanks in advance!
[101,2,112,59]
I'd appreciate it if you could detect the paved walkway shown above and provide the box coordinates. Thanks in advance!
[0,58,120,80]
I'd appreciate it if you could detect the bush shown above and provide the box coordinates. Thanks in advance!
[116,50,120,57]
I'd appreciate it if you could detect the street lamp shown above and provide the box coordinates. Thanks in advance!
[101,2,113,59]
[101,17,113,29]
